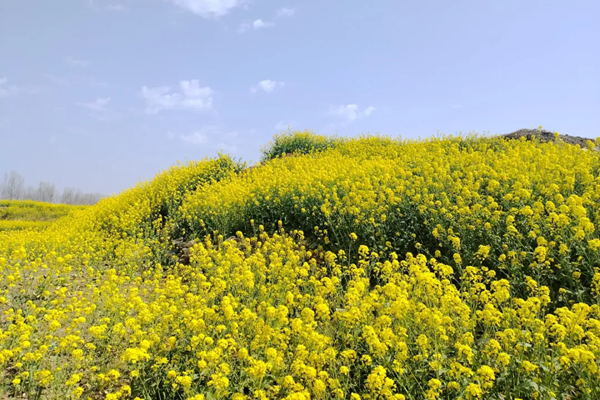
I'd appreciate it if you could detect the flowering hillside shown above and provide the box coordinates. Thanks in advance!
[1,132,600,400]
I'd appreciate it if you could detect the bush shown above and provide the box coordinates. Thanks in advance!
[260,129,343,161]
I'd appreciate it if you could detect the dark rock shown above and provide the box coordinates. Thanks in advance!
[172,237,197,265]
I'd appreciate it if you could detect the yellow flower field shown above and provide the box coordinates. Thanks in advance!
[1,132,600,400]
[0,200,87,231]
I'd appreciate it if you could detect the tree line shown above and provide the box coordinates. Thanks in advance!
[1,171,104,205]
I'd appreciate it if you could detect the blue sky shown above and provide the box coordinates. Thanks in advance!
[1,0,599,195]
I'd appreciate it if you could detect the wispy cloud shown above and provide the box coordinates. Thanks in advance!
[79,97,111,112]
[275,7,295,18]
[329,104,376,123]
[65,56,89,67]
[166,0,244,18]
[91,79,109,88]
[78,97,121,121]
[66,126,90,136]
[87,1,126,12]
[0,78,40,97]
[239,19,274,33]
[181,131,209,145]
[0,78,21,97]
[250,79,285,94]
[238,9,292,33]
[180,125,240,153]
[107,4,126,11]
[141,80,214,114]
[216,141,238,153]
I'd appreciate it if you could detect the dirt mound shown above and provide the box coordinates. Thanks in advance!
[502,128,597,150]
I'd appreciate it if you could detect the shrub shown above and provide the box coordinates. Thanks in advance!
[260,129,343,161]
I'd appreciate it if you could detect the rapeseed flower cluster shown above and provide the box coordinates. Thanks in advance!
[1,133,600,399]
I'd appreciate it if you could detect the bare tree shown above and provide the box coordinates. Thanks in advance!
[1,171,103,205]
[60,187,76,205]
[78,192,104,205]
[1,171,25,200]
[36,182,56,203]
[23,186,36,201]
[72,188,83,205]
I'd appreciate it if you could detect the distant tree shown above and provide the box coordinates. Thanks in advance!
[1,171,103,205]
[72,188,83,205]
[74,191,104,205]
[23,186,36,201]
[36,182,56,203]
[1,171,25,200]
[57,186,104,205]
[60,187,76,205]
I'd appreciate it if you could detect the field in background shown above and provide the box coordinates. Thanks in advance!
[0,200,87,231]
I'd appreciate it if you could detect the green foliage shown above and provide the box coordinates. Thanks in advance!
[260,129,343,161]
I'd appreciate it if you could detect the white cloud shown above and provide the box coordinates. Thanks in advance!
[181,131,209,145]
[87,1,126,12]
[239,19,274,32]
[253,19,273,29]
[107,4,126,11]
[141,80,214,114]
[79,97,111,112]
[167,0,243,18]
[329,104,376,122]
[77,97,121,121]
[180,125,239,152]
[276,7,295,18]
[0,78,21,97]
[250,79,285,94]
[65,56,89,67]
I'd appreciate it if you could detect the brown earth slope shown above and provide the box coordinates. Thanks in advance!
[502,128,598,150]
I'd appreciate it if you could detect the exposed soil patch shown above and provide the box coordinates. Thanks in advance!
[172,237,197,265]
[502,128,597,150]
